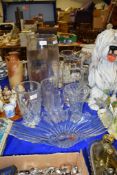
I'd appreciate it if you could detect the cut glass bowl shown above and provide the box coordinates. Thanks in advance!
[10,81,114,148]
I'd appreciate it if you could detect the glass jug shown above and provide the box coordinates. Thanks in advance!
[27,34,59,82]
[60,50,83,84]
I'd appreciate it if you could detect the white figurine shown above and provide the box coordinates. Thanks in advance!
[0,100,3,112]
[88,29,117,110]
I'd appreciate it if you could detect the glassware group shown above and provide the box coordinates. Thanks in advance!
[12,76,113,148]
[11,34,113,148]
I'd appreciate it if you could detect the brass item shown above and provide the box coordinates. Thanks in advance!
[90,134,117,175]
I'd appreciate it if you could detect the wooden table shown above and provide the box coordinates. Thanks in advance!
[58,42,84,52]
[0,43,84,60]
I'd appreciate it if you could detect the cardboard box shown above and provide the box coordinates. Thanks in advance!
[93,17,105,29]
[58,21,69,33]
[93,9,101,17]
[59,12,74,23]
[93,9,109,29]
[93,5,112,29]
[0,152,89,175]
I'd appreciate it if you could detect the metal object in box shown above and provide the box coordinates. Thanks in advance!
[0,152,89,175]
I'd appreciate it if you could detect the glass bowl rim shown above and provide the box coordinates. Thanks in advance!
[15,80,41,94]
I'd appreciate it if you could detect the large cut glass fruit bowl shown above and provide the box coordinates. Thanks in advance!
[10,79,114,148]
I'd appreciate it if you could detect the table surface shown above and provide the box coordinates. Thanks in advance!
[4,120,117,175]
[58,42,83,47]
[0,44,25,49]
[1,78,117,174]
[0,43,83,48]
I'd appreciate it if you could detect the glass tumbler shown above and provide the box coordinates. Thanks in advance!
[63,82,90,113]
[41,77,62,113]
[15,81,41,128]
[27,34,59,82]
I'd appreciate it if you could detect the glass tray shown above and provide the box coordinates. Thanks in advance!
[10,103,113,148]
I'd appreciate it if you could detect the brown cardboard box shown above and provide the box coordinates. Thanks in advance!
[93,9,101,17]
[93,17,105,29]
[59,12,74,23]
[58,21,69,33]
[93,5,112,29]
[0,152,89,174]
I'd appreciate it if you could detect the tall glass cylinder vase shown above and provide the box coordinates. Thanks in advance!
[27,34,59,82]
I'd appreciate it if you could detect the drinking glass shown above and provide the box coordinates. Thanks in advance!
[15,81,41,128]
[27,34,59,82]
[41,77,63,113]
[63,82,90,113]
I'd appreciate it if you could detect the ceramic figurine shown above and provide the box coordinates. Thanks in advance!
[88,29,117,110]
[2,86,8,94]
[0,86,2,93]
[9,97,16,108]
[0,94,4,102]
[0,86,17,113]
[0,90,3,98]
[0,100,3,112]
[3,86,11,100]
[4,103,15,119]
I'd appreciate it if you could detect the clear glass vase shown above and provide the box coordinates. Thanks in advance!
[27,34,59,82]
[15,81,41,128]
[41,77,63,113]
[63,82,90,113]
